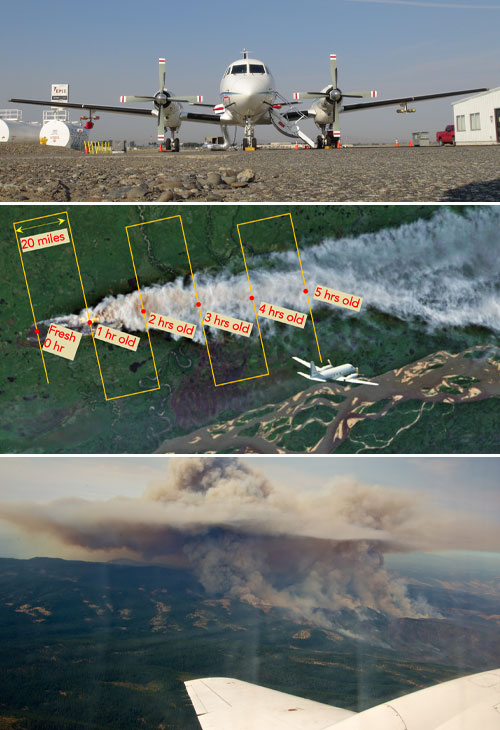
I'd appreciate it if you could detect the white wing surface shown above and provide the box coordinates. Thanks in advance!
[185,670,500,730]
[184,677,355,730]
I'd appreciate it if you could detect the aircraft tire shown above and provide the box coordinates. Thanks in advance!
[242,137,247,150]
[173,138,180,152]
[252,137,257,149]
[165,138,171,151]
[316,135,323,149]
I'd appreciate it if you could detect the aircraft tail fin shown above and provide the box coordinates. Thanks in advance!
[310,361,317,377]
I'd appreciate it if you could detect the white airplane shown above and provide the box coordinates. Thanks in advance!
[11,52,487,150]
[292,356,378,386]
[184,669,500,730]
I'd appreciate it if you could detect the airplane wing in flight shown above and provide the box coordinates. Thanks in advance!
[291,356,312,368]
[337,375,379,386]
[185,669,500,730]
[184,677,355,730]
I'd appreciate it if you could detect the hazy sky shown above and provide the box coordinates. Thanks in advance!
[2,0,499,143]
[0,456,498,560]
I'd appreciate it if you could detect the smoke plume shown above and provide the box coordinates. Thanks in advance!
[1,458,498,626]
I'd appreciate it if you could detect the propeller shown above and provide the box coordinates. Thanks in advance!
[293,54,377,143]
[120,58,203,143]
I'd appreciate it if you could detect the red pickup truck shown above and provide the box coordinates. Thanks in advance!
[436,125,455,145]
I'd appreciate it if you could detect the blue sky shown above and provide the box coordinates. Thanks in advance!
[1,0,499,142]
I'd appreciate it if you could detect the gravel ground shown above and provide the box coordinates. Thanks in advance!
[1,143,500,202]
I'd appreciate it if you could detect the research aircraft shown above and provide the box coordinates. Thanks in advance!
[10,52,487,150]
[184,669,500,730]
[292,356,378,386]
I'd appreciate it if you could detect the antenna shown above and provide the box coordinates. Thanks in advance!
[241,48,252,59]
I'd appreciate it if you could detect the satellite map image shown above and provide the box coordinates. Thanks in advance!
[2,203,499,453]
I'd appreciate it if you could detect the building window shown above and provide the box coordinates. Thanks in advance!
[456,115,465,132]
[470,112,481,131]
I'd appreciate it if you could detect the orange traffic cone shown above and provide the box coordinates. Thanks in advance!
[395,139,399,147]
[159,144,163,152]
[336,140,341,148]
[295,142,298,150]
[409,139,413,147]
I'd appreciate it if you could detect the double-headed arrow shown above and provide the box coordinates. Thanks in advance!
[16,217,66,235]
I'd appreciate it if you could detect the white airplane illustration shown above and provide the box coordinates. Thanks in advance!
[10,52,487,150]
[292,356,378,386]
[184,669,500,730]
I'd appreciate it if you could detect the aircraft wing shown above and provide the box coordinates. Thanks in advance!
[296,372,323,382]
[340,87,488,113]
[181,111,223,124]
[337,375,379,386]
[291,356,311,368]
[9,98,155,116]
[184,677,355,730]
[186,669,500,730]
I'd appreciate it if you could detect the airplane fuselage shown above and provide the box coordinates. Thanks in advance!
[218,58,276,126]
[316,363,357,381]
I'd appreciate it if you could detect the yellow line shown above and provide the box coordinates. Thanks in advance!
[289,214,322,363]
[177,215,218,387]
[13,222,49,384]
[237,213,290,226]
[125,226,161,392]
[215,372,270,387]
[105,386,161,401]
[237,214,323,364]
[13,210,67,226]
[66,213,108,400]
[236,224,269,376]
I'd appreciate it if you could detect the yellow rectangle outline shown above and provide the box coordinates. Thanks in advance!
[237,213,322,362]
[129,215,269,388]
[13,210,160,401]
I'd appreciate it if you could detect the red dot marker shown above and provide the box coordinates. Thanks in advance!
[141,308,146,314]
[196,302,201,307]
[303,288,308,294]
[34,328,40,334]
[87,319,92,325]
[249,295,254,301]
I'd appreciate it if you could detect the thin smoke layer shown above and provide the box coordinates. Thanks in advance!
[50,207,500,342]
[1,459,498,627]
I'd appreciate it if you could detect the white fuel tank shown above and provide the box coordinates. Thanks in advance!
[39,120,88,149]
[0,119,42,143]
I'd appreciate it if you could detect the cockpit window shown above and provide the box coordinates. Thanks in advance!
[231,64,248,74]
[249,64,265,74]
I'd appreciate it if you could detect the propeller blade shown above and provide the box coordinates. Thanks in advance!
[333,102,340,144]
[120,95,155,103]
[157,104,165,143]
[330,53,337,87]
[293,92,327,100]
[343,90,378,99]
[159,57,166,91]
[168,95,204,103]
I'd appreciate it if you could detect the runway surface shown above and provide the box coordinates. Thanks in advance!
[1,144,499,202]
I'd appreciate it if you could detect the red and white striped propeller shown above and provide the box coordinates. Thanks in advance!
[120,58,203,143]
[293,53,377,140]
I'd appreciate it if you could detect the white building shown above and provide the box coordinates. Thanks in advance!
[452,88,500,145]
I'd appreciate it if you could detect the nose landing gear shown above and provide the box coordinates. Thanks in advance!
[243,120,257,150]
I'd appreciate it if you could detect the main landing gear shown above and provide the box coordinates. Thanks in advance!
[316,126,340,149]
[163,134,180,152]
